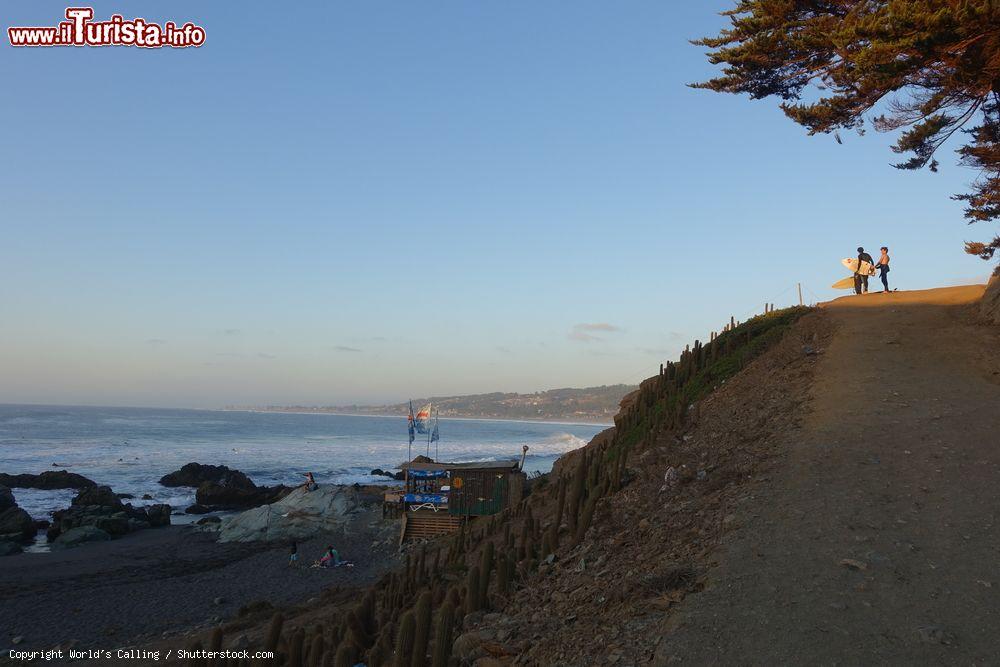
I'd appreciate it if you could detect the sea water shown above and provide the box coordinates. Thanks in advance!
[0,404,604,520]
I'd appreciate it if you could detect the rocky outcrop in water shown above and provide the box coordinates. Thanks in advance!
[46,485,171,542]
[159,462,254,489]
[161,462,290,511]
[0,470,96,490]
[0,486,35,547]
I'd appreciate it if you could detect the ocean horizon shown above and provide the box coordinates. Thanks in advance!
[0,403,602,521]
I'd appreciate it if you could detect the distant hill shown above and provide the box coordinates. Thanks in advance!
[231,385,635,423]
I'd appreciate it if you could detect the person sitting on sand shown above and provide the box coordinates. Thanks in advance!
[288,541,298,567]
[302,472,317,491]
[317,545,341,568]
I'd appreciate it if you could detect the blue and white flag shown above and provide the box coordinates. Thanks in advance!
[407,401,416,444]
[430,416,439,443]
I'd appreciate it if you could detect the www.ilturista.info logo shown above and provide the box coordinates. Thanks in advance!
[8,7,206,48]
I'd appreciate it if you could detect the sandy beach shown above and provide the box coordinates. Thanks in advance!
[0,509,398,655]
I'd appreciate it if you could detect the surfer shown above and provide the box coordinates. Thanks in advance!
[876,247,890,293]
[854,247,874,295]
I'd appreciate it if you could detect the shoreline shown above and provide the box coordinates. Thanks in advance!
[0,506,398,653]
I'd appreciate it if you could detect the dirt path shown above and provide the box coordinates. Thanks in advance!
[655,286,1000,665]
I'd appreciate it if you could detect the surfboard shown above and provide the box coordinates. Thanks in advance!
[842,257,875,275]
[831,276,855,290]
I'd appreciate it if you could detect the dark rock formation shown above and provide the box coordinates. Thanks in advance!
[0,470,96,490]
[51,526,111,549]
[370,468,405,481]
[159,463,255,489]
[0,507,35,542]
[161,462,290,511]
[195,481,290,511]
[0,486,15,512]
[46,485,171,542]
[0,486,36,543]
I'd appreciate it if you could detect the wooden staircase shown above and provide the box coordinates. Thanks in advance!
[400,510,463,543]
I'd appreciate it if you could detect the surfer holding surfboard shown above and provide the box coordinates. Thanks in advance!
[852,247,875,294]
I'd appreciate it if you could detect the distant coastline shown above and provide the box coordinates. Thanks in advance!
[217,408,613,428]
[225,384,634,426]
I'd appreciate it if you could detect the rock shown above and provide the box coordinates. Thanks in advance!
[34,519,50,530]
[128,519,151,532]
[159,463,255,489]
[0,471,96,490]
[195,480,290,511]
[0,540,23,556]
[638,518,650,531]
[370,468,405,481]
[411,455,434,464]
[52,526,111,548]
[146,504,172,527]
[0,486,15,512]
[185,504,211,515]
[116,493,135,500]
[0,506,36,542]
[141,494,154,500]
[453,632,483,661]
[218,486,360,543]
[47,487,168,541]
[213,597,225,605]
[231,635,250,649]
[839,558,869,571]
[11,636,24,645]
[72,485,125,510]
[93,515,130,537]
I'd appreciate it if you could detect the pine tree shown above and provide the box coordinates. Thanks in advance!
[695,0,1000,267]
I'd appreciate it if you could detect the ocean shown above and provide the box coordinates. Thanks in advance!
[0,404,604,521]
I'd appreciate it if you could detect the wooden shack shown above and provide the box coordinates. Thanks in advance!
[395,459,525,543]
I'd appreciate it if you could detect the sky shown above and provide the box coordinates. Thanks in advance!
[0,1,993,409]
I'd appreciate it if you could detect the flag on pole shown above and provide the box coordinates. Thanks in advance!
[407,401,416,444]
[414,403,432,434]
[430,414,439,443]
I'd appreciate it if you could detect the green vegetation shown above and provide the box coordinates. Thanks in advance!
[695,1,1000,266]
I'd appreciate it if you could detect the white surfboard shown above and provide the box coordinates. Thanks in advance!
[841,257,875,275]
[831,276,855,290]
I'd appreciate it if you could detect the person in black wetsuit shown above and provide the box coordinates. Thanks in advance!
[854,246,874,295]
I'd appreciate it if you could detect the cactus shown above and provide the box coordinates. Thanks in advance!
[346,610,372,649]
[410,591,432,667]
[573,482,606,547]
[478,541,494,605]
[430,600,454,667]
[209,626,224,652]
[265,612,285,651]
[553,479,567,546]
[496,553,510,598]
[185,641,203,667]
[393,611,416,667]
[567,453,587,533]
[540,529,553,560]
[288,629,305,667]
[334,642,356,667]
[309,634,326,667]
[464,565,481,614]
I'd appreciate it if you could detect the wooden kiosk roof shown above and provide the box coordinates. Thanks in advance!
[399,459,520,472]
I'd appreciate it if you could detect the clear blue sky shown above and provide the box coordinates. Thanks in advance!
[1,1,992,408]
